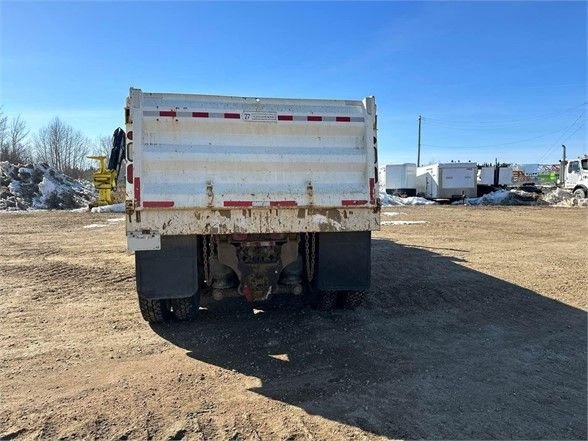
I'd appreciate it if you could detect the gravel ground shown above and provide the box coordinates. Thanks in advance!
[0,206,586,440]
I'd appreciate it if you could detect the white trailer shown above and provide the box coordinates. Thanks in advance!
[122,88,380,321]
[385,163,417,196]
[478,166,513,186]
[416,162,477,200]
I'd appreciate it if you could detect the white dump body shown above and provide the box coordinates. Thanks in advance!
[125,88,379,244]
[416,162,477,199]
[385,163,416,192]
[478,166,513,186]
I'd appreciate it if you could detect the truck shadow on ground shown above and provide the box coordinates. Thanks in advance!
[152,239,587,440]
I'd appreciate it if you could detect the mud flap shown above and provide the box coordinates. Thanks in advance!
[135,235,200,299]
[313,231,371,291]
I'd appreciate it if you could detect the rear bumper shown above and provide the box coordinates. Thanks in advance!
[127,207,380,250]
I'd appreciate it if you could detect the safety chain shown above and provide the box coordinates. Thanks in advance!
[203,235,216,286]
[305,232,316,282]
[203,236,210,285]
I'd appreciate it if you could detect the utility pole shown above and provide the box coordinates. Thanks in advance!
[417,115,422,167]
[560,144,567,187]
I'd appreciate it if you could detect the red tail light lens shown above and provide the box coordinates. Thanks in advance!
[126,164,133,184]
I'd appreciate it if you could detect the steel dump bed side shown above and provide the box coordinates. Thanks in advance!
[125,89,379,237]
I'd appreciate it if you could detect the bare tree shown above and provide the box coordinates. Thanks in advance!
[34,117,90,178]
[0,110,8,161]
[0,112,32,164]
[96,135,112,157]
[6,115,31,164]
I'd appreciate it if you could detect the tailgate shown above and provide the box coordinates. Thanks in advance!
[129,90,377,210]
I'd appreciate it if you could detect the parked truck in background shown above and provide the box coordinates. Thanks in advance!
[123,88,380,322]
[561,156,588,198]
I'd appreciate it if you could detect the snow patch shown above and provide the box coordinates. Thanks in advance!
[380,191,436,206]
[381,220,427,225]
[83,223,109,229]
[91,203,125,213]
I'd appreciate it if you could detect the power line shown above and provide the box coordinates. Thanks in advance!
[423,102,587,129]
[536,111,587,163]
[421,110,586,150]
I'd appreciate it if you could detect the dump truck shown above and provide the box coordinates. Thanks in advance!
[122,88,380,322]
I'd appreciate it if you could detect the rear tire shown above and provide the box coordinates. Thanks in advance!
[171,296,199,321]
[138,297,167,323]
[341,290,365,309]
[573,188,587,199]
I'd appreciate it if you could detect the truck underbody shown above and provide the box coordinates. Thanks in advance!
[135,230,372,322]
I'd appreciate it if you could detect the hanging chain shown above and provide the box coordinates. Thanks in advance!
[305,232,316,282]
[203,235,210,286]
[310,232,316,279]
[210,234,216,257]
[203,235,216,287]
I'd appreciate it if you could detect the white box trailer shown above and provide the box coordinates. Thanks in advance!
[385,163,417,196]
[123,88,380,321]
[478,166,513,186]
[416,162,477,200]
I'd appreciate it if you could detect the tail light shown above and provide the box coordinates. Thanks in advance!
[126,164,133,184]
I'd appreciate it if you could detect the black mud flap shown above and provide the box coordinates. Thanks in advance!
[313,231,371,291]
[135,235,200,299]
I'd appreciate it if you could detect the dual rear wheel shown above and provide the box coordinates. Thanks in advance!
[139,290,364,322]
[138,296,199,323]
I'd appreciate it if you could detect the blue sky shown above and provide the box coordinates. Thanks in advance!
[1,1,586,165]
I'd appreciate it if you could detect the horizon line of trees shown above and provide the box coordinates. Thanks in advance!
[0,108,111,179]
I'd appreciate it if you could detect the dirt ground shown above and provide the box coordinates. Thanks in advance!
[0,206,586,440]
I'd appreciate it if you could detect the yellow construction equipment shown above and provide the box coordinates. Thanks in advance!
[88,128,126,206]
[88,155,117,206]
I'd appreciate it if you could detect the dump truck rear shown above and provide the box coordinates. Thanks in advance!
[123,88,380,322]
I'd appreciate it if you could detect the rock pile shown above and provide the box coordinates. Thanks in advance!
[0,162,96,210]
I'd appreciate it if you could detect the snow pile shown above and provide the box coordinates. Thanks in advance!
[380,191,436,206]
[456,188,587,207]
[91,203,125,213]
[456,189,540,206]
[542,188,588,207]
[0,162,95,210]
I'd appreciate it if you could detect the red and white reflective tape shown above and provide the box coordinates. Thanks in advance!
[224,200,253,207]
[143,201,175,208]
[133,177,141,207]
[269,200,298,207]
[341,199,368,206]
[223,200,298,208]
[144,110,364,123]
